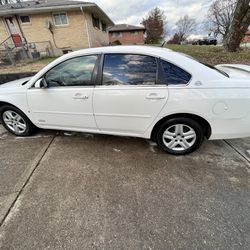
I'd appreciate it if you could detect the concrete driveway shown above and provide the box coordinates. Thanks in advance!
[0,125,249,249]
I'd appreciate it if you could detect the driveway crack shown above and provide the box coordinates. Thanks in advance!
[224,140,250,168]
[0,134,56,228]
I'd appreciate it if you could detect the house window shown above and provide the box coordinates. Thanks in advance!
[53,13,68,26]
[112,32,122,38]
[102,22,107,32]
[20,15,30,24]
[131,31,139,36]
[92,14,100,29]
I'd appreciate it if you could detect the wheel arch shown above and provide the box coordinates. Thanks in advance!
[151,113,212,141]
[0,101,20,110]
[0,101,33,124]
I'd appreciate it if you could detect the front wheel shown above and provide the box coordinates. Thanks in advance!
[0,105,37,136]
[156,118,204,155]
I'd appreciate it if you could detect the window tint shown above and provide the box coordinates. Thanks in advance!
[103,54,157,85]
[45,56,98,87]
[161,60,191,85]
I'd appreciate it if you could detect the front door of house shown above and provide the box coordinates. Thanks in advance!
[5,17,21,47]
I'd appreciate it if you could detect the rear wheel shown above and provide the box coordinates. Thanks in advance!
[156,118,204,155]
[0,105,37,136]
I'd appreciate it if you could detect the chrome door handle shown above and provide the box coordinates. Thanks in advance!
[73,94,89,100]
[146,94,166,100]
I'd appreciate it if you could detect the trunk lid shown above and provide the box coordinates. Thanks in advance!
[215,64,250,79]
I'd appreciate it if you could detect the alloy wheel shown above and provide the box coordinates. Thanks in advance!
[162,124,197,152]
[2,110,27,134]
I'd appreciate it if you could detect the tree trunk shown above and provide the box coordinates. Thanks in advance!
[224,0,250,52]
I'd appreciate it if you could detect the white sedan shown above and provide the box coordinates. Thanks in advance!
[0,46,250,155]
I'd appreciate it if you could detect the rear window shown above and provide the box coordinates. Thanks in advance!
[180,53,229,78]
[160,60,192,85]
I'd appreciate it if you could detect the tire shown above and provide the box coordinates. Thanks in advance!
[156,118,204,155]
[0,105,37,136]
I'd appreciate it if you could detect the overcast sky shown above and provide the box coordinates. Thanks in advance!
[93,0,213,38]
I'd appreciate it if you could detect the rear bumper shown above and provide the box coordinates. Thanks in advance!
[209,115,250,140]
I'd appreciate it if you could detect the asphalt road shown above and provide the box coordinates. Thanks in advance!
[0,125,249,249]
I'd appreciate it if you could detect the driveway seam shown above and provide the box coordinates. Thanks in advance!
[0,134,56,228]
[224,140,250,168]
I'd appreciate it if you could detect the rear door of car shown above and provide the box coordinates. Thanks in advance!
[93,53,169,135]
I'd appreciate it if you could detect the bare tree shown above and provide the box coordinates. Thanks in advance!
[175,15,196,42]
[142,7,167,44]
[207,0,237,40]
[224,0,250,51]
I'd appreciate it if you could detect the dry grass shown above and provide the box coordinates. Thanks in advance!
[0,57,57,74]
[165,44,250,66]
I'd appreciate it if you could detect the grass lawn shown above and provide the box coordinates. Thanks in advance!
[0,44,249,74]
[165,44,250,66]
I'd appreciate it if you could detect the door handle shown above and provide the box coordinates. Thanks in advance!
[73,94,89,100]
[146,94,166,100]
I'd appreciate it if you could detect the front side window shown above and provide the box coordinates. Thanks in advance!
[53,13,68,26]
[160,60,191,85]
[20,15,30,23]
[102,54,157,86]
[45,55,98,87]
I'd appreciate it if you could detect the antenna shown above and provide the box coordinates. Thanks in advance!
[161,41,166,47]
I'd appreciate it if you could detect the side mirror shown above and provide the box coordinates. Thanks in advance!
[34,78,48,89]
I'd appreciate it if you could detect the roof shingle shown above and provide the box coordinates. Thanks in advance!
[109,24,145,32]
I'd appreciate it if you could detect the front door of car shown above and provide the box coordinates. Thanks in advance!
[27,55,99,130]
[93,54,169,135]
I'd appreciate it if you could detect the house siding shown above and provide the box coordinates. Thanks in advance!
[86,13,109,47]
[20,11,89,55]
[0,10,110,55]
[0,17,15,43]
[109,30,145,45]
[242,32,250,43]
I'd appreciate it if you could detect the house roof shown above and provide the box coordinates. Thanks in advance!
[109,24,146,32]
[245,30,250,35]
[0,0,114,26]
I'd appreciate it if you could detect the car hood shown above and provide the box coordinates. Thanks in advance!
[215,64,250,79]
[0,77,33,89]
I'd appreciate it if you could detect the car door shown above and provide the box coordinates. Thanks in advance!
[93,53,169,135]
[27,55,99,130]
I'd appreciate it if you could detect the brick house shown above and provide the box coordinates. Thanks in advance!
[242,29,250,43]
[0,0,114,56]
[109,24,145,45]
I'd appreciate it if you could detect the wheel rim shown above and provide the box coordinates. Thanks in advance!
[162,124,197,152]
[2,110,27,134]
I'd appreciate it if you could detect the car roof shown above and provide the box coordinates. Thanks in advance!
[67,45,173,57]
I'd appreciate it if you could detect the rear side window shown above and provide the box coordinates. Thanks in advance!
[160,60,191,85]
[102,54,157,85]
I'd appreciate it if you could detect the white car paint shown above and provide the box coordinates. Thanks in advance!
[0,45,250,140]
